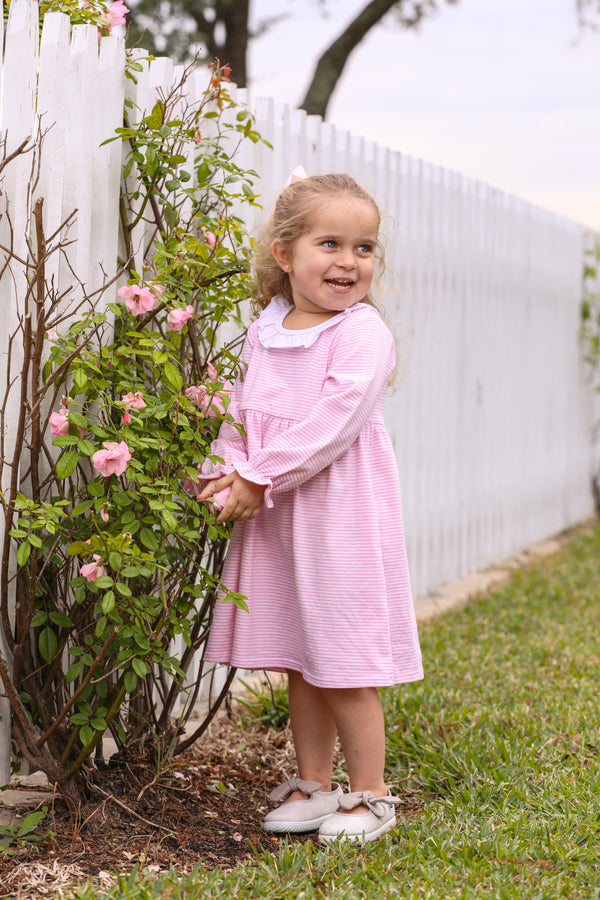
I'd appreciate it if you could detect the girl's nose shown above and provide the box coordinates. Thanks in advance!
[337,247,356,267]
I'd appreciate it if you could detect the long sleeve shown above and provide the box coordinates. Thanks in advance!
[200,310,394,507]
[198,330,255,481]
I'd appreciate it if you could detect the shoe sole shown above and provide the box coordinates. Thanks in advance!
[263,813,335,834]
[318,815,396,844]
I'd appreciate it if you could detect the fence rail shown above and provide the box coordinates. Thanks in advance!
[0,0,596,779]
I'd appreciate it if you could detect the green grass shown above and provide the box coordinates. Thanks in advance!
[69,524,600,899]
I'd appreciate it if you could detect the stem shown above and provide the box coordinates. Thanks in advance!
[1,314,32,653]
[29,198,46,505]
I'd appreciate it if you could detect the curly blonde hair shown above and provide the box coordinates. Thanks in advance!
[253,173,383,312]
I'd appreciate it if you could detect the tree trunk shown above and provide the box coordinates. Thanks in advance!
[186,0,249,86]
[220,0,250,87]
[299,0,401,119]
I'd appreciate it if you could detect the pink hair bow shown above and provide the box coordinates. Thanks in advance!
[270,165,308,216]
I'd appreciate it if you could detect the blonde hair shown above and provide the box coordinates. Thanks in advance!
[253,173,384,312]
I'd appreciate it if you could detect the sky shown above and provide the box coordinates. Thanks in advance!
[248,0,600,231]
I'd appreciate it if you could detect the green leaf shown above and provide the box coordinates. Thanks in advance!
[108,552,122,570]
[16,542,30,567]
[77,440,96,457]
[115,583,132,597]
[70,712,89,725]
[161,509,178,532]
[67,541,92,556]
[49,611,72,628]
[73,368,88,392]
[68,410,87,429]
[87,482,105,497]
[134,633,150,652]
[30,610,48,628]
[66,661,82,682]
[139,527,159,551]
[71,500,93,517]
[27,533,43,549]
[56,450,79,480]
[147,100,165,129]
[93,576,114,590]
[124,670,137,693]
[38,627,58,662]
[91,717,107,732]
[79,725,94,748]
[121,565,144,578]
[163,361,183,391]
[101,591,116,615]
[18,808,48,836]
[132,657,149,678]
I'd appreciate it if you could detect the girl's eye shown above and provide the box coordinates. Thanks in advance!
[358,243,373,254]
[322,239,336,248]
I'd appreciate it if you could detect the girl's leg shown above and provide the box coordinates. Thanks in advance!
[286,670,338,801]
[322,686,387,812]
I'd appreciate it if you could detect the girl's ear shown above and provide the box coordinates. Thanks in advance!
[271,239,292,273]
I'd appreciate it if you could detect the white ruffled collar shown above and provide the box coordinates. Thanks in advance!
[257,295,365,349]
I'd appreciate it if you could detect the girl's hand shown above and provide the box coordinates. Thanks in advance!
[197,472,266,524]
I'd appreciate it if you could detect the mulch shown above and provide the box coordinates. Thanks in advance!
[0,700,423,898]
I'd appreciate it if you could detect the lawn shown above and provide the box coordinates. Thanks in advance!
[66,523,600,897]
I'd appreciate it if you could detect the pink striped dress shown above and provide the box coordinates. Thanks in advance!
[201,296,423,688]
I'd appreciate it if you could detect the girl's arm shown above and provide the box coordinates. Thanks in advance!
[220,313,395,507]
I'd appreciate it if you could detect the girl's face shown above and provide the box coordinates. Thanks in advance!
[272,195,379,315]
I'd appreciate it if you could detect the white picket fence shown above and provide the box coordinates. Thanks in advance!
[0,0,597,778]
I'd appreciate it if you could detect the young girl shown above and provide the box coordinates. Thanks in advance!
[197,172,423,844]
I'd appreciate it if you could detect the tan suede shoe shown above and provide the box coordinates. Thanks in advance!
[318,789,400,844]
[263,777,343,834]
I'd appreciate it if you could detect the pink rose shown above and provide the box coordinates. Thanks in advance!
[80,554,107,582]
[121,391,146,410]
[92,440,132,477]
[118,284,157,316]
[201,227,217,248]
[123,410,131,425]
[46,328,58,342]
[49,409,70,436]
[184,363,230,416]
[184,385,227,416]
[100,504,110,522]
[207,486,231,511]
[184,385,204,405]
[167,305,194,332]
[107,0,129,31]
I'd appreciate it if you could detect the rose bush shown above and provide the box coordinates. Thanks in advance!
[1,12,265,798]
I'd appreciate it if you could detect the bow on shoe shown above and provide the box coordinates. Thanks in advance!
[338,791,401,817]
[268,777,322,804]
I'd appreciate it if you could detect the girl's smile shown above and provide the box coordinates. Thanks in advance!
[271,196,379,324]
